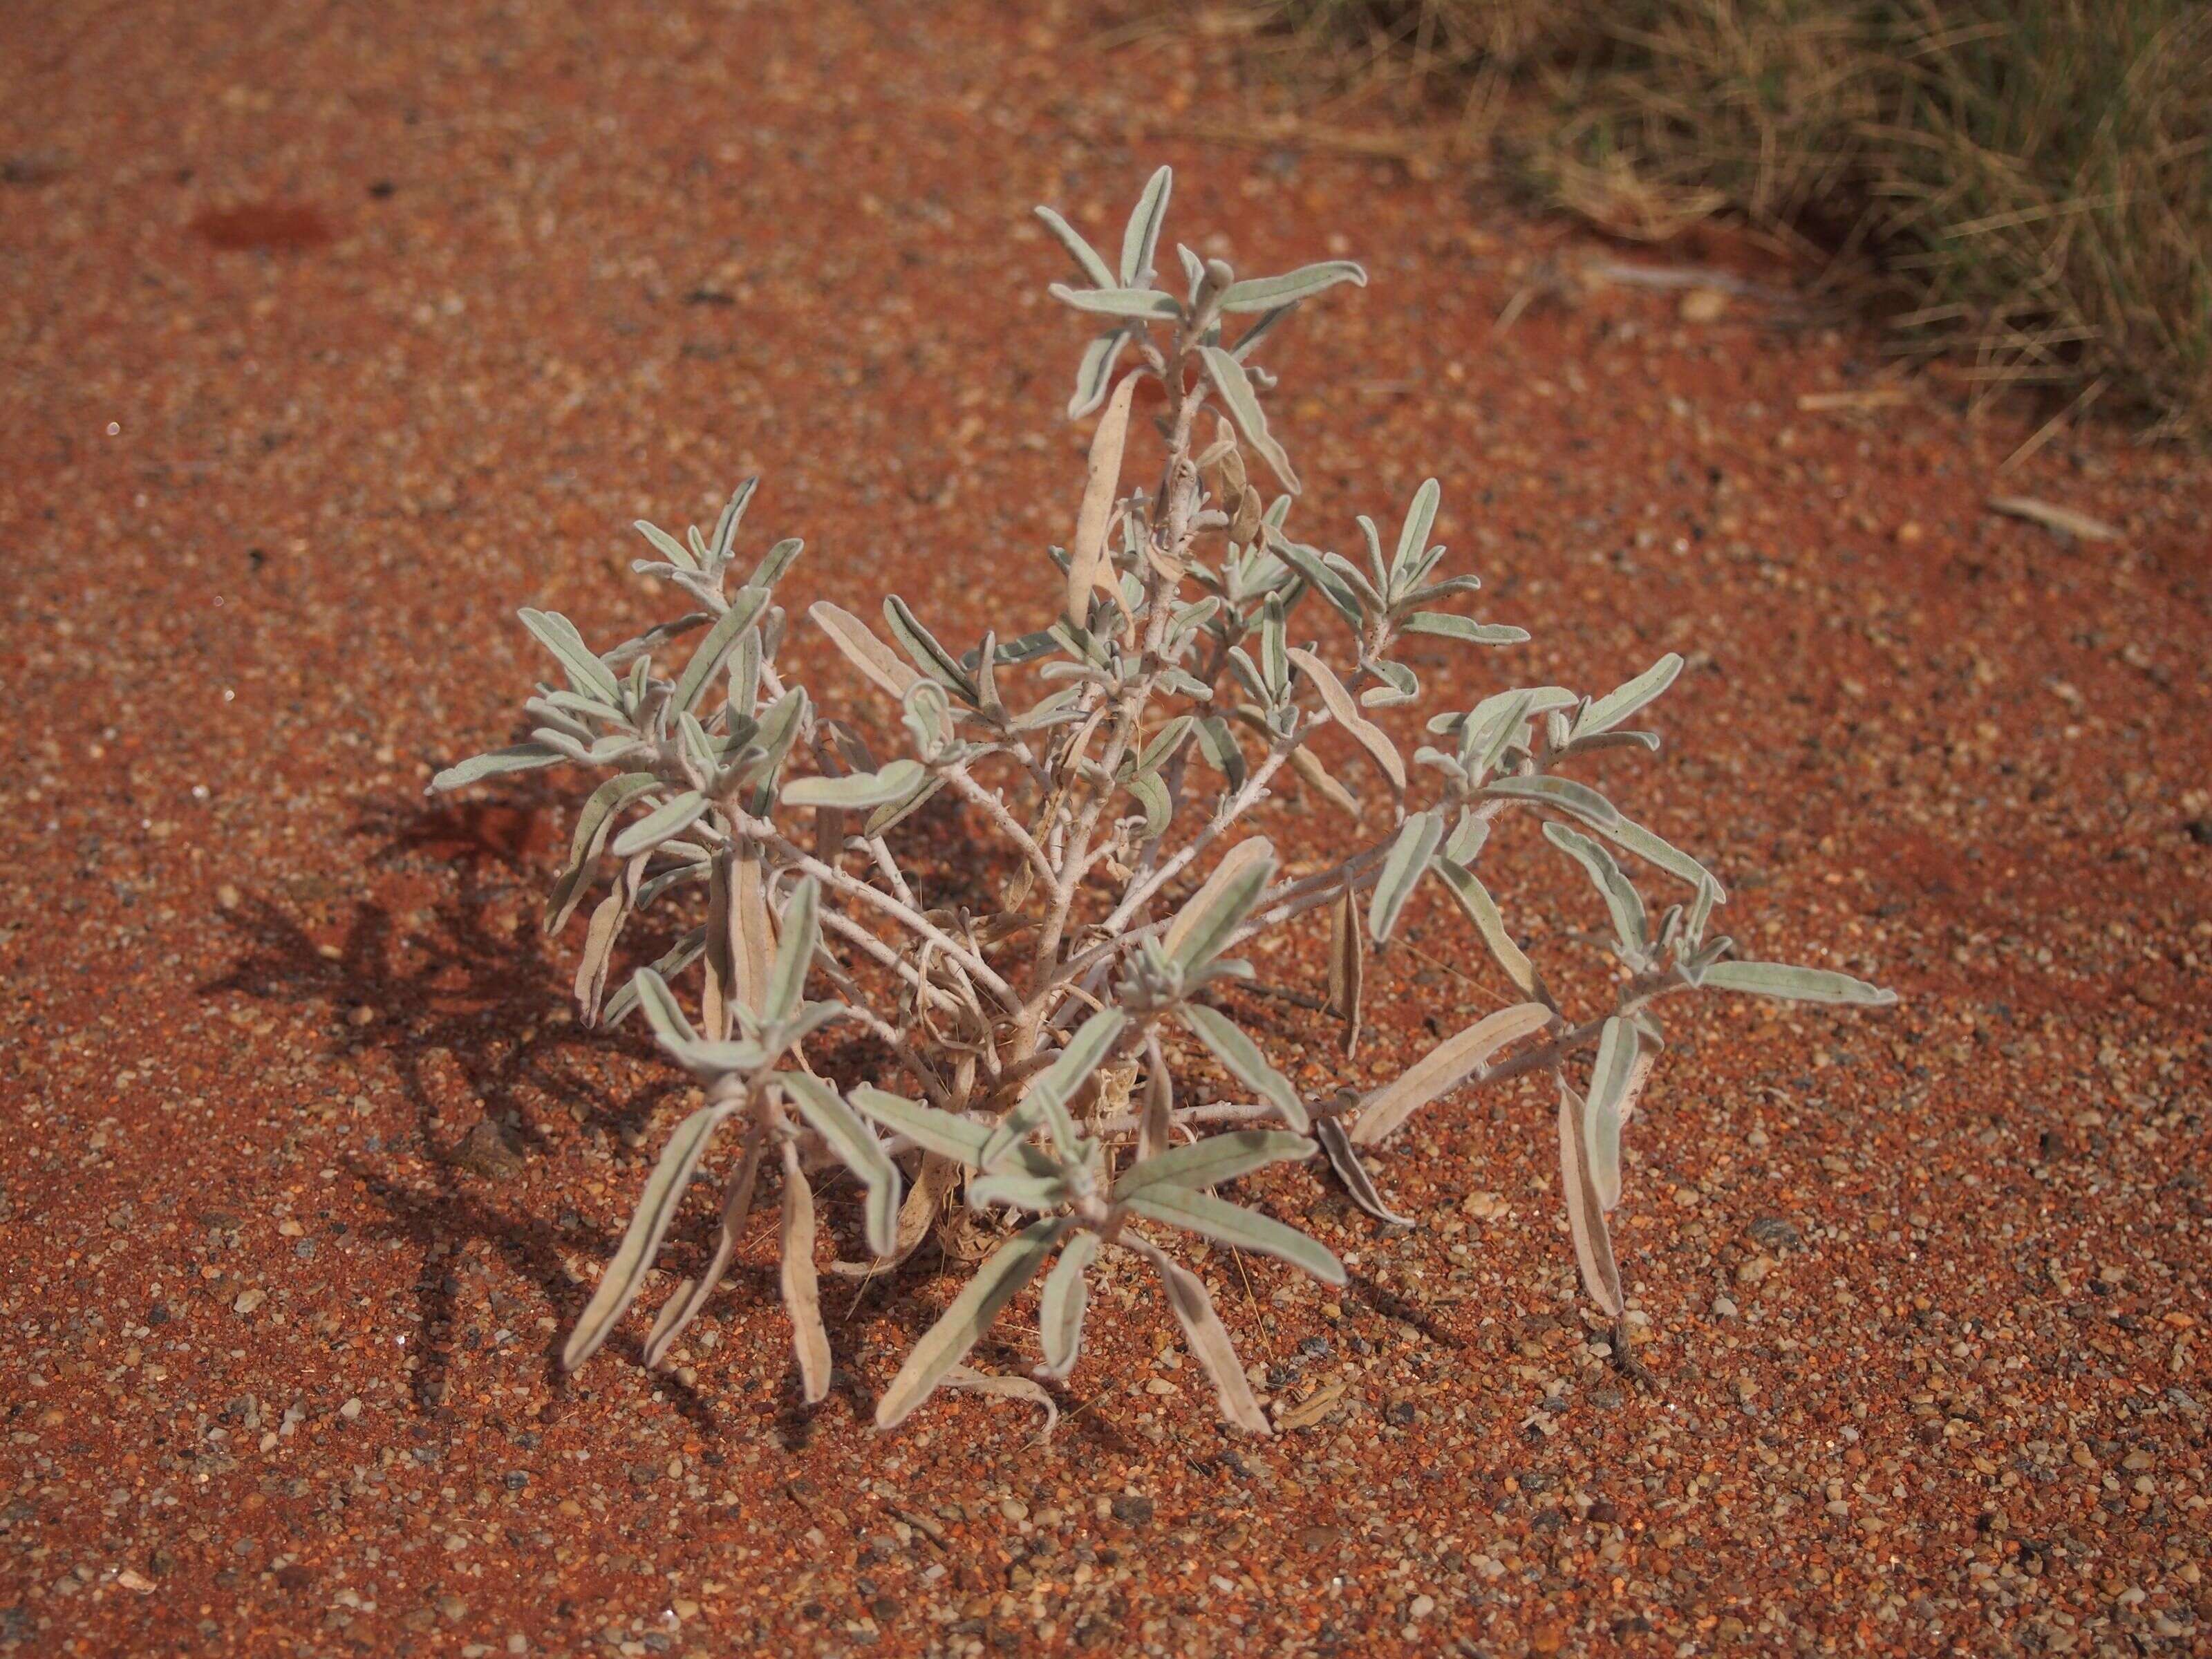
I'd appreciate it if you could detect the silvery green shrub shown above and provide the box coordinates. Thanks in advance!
[431,167,1894,1433]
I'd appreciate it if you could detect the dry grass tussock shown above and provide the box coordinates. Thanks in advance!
[1259,0,2212,437]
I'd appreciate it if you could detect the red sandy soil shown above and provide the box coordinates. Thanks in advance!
[5,3,2211,1655]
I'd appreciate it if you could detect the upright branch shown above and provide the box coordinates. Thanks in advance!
[428,165,1897,1436]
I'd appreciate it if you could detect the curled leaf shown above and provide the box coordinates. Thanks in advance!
[779,1143,833,1404]
[1315,1117,1412,1227]
[1557,1076,1623,1316]
[1138,1241,1270,1434]
[1326,883,1363,1058]
[1199,346,1300,493]
[940,1365,1061,1438]
[1119,164,1173,285]
[809,601,921,702]
[1583,1017,1636,1213]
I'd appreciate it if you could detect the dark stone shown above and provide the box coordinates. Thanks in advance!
[1109,1494,1153,1526]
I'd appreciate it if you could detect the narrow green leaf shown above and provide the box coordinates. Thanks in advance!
[634,518,697,571]
[1192,715,1247,789]
[629,966,700,1053]
[1034,205,1117,290]
[1115,1130,1316,1198]
[1584,1017,1635,1212]
[1118,164,1172,285]
[1125,771,1171,838]
[1700,962,1897,1006]
[1350,1001,1553,1147]
[1163,836,1277,970]
[518,608,622,704]
[851,1087,991,1167]
[1048,283,1181,320]
[883,596,979,702]
[562,1102,732,1370]
[545,772,660,932]
[1121,1186,1343,1285]
[430,742,565,792]
[1288,647,1403,789]
[1219,261,1367,313]
[1366,809,1443,942]
[765,876,819,1025]
[674,585,771,714]
[1067,328,1133,420]
[1544,822,1648,957]
[1588,812,1725,898]
[1400,613,1528,646]
[783,1073,900,1256]
[966,1172,1069,1214]
[781,757,928,810]
[749,536,805,590]
[1037,1230,1100,1379]
[1268,536,1365,626]
[610,791,708,859]
[1389,478,1441,594]
[601,930,706,1027]
[1432,859,1541,998]
[1573,653,1683,742]
[1199,346,1299,493]
[1174,1002,1308,1131]
[1481,774,1620,827]
[875,1219,1060,1430]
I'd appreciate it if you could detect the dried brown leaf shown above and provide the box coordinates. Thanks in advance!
[1350,1001,1552,1147]
[1067,372,1140,621]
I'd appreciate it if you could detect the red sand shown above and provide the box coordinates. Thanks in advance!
[4,3,2209,1654]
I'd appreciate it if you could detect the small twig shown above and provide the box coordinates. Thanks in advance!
[1609,1313,1660,1394]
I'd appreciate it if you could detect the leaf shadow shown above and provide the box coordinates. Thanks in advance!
[198,790,689,1413]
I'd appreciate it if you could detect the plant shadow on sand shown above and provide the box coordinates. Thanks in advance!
[199,789,695,1416]
[197,788,1163,1448]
